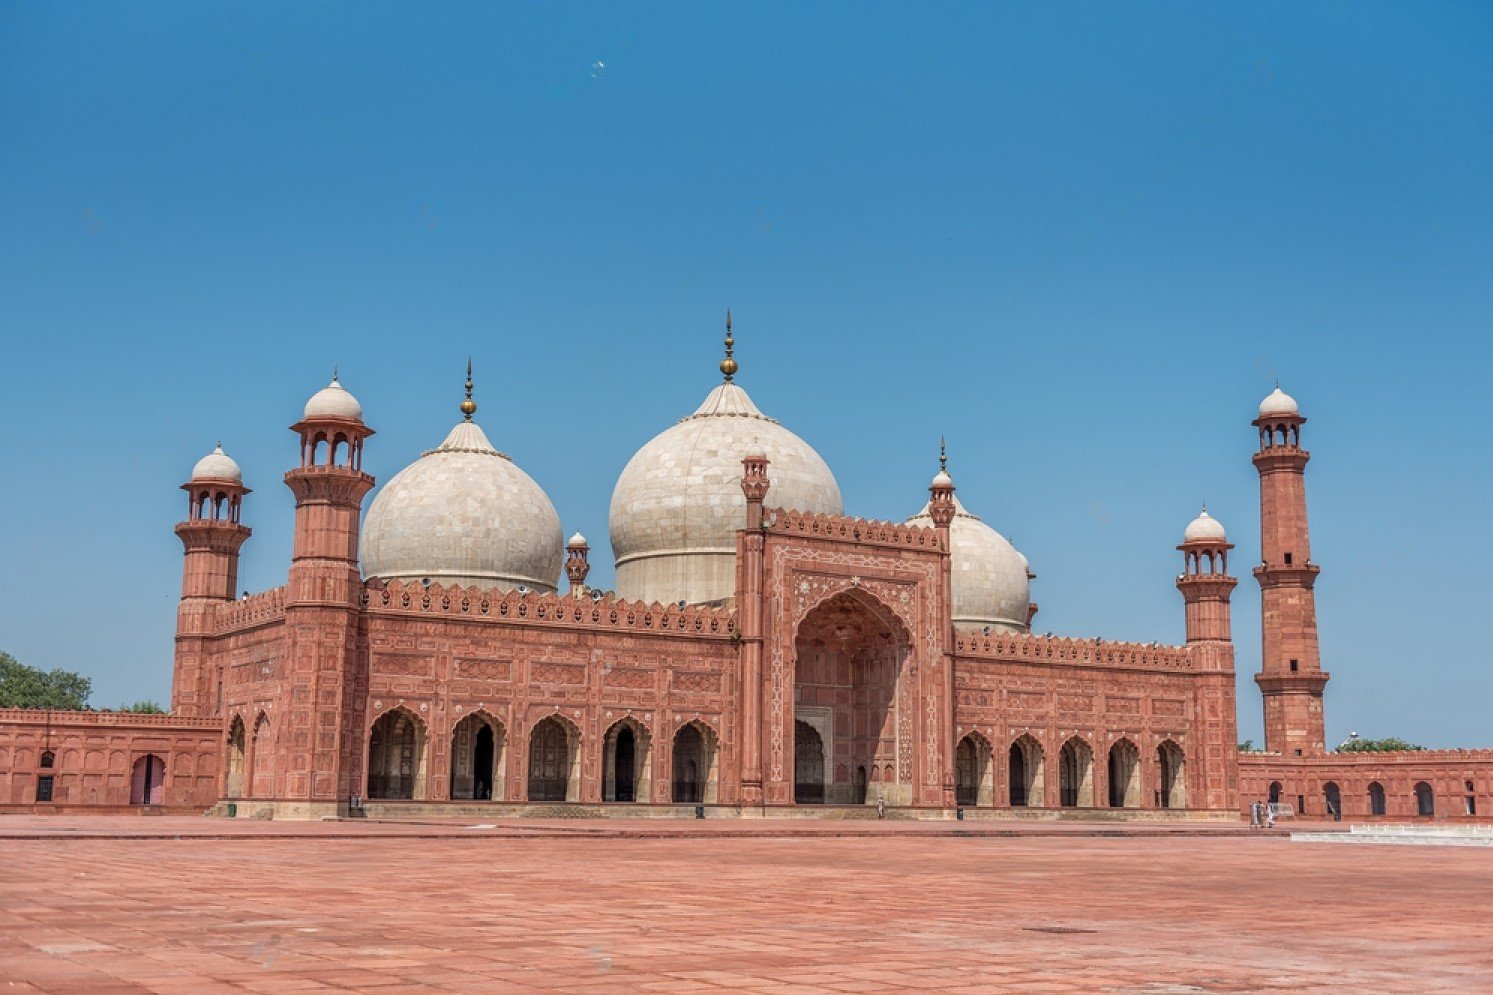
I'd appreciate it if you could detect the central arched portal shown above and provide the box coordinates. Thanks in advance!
[793,591,913,806]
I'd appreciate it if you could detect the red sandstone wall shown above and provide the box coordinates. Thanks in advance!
[953,632,1237,812]
[0,709,221,812]
[1240,751,1493,820]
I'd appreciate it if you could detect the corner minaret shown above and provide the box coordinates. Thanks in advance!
[1252,386,1328,755]
[172,444,252,716]
[285,373,375,605]
[928,440,958,809]
[280,373,375,815]
[1176,507,1236,646]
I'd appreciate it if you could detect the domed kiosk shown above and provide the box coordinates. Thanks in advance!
[609,317,843,605]
[361,367,563,592]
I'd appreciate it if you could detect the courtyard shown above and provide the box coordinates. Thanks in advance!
[1,818,1490,993]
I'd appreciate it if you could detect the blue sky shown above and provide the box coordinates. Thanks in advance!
[1,3,1489,747]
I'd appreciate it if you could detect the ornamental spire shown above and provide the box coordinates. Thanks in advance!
[939,435,947,473]
[461,357,477,421]
[720,308,738,383]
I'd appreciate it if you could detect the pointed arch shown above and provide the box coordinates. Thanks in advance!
[1059,736,1094,807]
[1107,738,1141,808]
[1157,739,1185,809]
[1414,781,1435,817]
[527,713,581,802]
[450,710,505,801]
[602,715,653,803]
[1008,734,1045,807]
[1368,781,1386,816]
[1322,780,1341,819]
[130,754,166,805]
[225,715,246,799]
[671,719,719,804]
[367,706,429,800]
[955,731,993,807]
[794,720,826,804]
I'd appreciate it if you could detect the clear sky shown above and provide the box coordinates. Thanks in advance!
[1,3,1489,747]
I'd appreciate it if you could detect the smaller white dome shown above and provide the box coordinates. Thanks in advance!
[191,445,241,483]
[1259,386,1298,418]
[931,469,953,488]
[304,376,363,421]
[1183,508,1227,543]
[568,532,588,547]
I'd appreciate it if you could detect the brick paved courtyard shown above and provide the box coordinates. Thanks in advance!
[2,819,1490,993]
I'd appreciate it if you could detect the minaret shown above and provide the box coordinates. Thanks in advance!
[1252,386,1328,755]
[1175,506,1240,811]
[736,451,770,807]
[565,533,591,596]
[172,445,252,716]
[928,440,958,810]
[1176,507,1236,645]
[280,372,375,813]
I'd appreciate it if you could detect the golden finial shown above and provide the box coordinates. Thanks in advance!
[460,357,477,420]
[939,436,947,473]
[720,308,738,383]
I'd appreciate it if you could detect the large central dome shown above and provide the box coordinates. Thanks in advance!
[362,417,563,592]
[609,379,842,605]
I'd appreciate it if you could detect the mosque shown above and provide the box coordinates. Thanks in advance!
[1,321,1489,820]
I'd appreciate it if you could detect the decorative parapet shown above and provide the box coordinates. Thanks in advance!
[363,580,735,639]
[764,508,944,552]
[214,586,287,632]
[1240,749,1493,764]
[955,629,1196,672]
[0,708,221,730]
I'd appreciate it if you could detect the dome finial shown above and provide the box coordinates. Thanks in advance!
[461,357,477,421]
[720,308,738,383]
[939,435,948,473]
[332,364,339,385]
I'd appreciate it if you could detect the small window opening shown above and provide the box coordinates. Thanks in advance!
[36,775,54,802]
[40,751,55,769]
[1284,552,1294,566]
[1293,749,1302,757]
[1289,660,1299,672]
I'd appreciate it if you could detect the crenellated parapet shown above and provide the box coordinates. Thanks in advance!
[764,508,945,552]
[214,586,288,632]
[955,629,1196,673]
[363,580,735,638]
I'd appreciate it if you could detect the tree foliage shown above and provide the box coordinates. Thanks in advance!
[1237,740,1258,752]
[1338,736,1423,752]
[0,651,92,710]
[116,700,165,714]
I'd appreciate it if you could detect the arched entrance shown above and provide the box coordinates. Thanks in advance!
[1415,781,1435,816]
[130,754,165,805]
[793,591,912,805]
[603,718,651,803]
[1268,780,1282,805]
[955,733,992,807]
[527,716,579,802]
[1157,740,1185,809]
[1368,781,1386,816]
[367,709,427,800]
[671,722,718,803]
[794,720,826,804]
[1059,737,1093,807]
[450,712,504,801]
[225,717,246,799]
[1323,781,1342,819]
[1009,735,1044,807]
[1107,738,1140,808]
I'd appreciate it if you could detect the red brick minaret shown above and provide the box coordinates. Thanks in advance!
[1252,386,1328,756]
[928,442,958,810]
[1175,507,1240,810]
[282,374,375,812]
[172,445,252,717]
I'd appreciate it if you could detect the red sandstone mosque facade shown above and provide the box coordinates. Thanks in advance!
[2,334,1489,820]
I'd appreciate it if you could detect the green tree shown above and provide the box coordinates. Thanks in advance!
[1237,740,1257,752]
[117,700,165,714]
[0,651,92,710]
[1338,736,1423,752]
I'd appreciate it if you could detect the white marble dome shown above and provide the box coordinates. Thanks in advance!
[1183,508,1227,543]
[304,376,363,421]
[1258,386,1298,418]
[361,419,562,592]
[908,494,1030,632]
[609,381,843,605]
[191,444,241,483]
